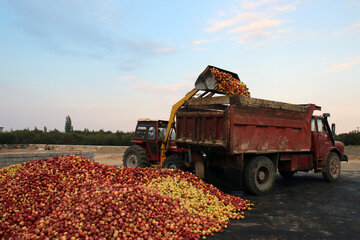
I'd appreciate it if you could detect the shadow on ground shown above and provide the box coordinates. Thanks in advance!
[212,171,360,240]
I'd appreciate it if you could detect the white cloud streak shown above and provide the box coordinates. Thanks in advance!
[242,0,276,9]
[348,22,360,32]
[273,4,297,11]
[205,12,265,33]
[204,1,298,46]
[326,56,360,73]
[229,19,284,33]
[192,37,219,46]
[277,28,293,33]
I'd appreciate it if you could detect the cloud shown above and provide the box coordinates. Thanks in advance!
[120,75,141,82]
[193,40,211,45]
[192,37,219,45]
[205,12,264,32]
[326,56,360,73]
[273,4,297,11]
[123,74,195,96]
[242,0,276,9]
[229,19,284,32]
[347,22,360,32]
[4,1,175,70]
[242,31,271,39]
[277,28,293,33]
[204,1,298,46]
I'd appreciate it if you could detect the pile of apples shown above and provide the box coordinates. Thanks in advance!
[0,155,252,239]
[0,164,22,183]
[210,67,250,97]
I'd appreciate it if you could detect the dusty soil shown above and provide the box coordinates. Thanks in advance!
[1,144,359,170]
[0,144,127,166]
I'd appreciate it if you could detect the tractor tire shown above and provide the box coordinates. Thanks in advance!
[122,145,150,168]
[162,154,184,170]
[322,152,341,182]
[244,156,275,195]
[279,171,295,179]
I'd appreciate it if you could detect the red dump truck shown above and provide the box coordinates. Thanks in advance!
[175,67,348,195]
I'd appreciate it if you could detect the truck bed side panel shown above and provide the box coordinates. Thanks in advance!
[229,106,313,154]
[176,98,315,154]
[176,111,228,149]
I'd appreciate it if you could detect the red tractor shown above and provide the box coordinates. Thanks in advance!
[122,119,191,169]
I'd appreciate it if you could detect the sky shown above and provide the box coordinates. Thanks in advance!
[0,0,359,134]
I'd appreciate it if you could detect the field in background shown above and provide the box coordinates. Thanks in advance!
[1,144,360,170]
[0,144,127,166]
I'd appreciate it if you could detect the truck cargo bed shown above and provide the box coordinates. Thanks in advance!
[176,96,318,154]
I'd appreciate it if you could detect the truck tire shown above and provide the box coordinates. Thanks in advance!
[279,171,295,178]
[162,154,184,170]
[322,152,341,182]
[123,145,150,168]
[244,156,275,195]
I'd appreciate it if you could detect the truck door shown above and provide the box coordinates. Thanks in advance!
[315,119,332,166]
[311,119,319,161]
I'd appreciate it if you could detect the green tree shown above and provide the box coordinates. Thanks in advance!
[65,115,73,133]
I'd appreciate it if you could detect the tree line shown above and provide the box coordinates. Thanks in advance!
[0,128,133,146]
[1,129,358,146]
[335,131,360,146]
[0,116,133,146]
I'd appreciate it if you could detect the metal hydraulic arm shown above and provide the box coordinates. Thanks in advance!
[159,88,198,166]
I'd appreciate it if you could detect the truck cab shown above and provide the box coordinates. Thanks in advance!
[310,114,347,177]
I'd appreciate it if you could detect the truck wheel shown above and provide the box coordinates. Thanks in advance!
[122,145,150,168]
[279,171,295,178]
[244,156,275,195]
[162,154,184,170]
[322,152,341,182]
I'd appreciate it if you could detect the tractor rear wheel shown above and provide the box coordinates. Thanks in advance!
[322,152,341,182]
[123,145,150,168]
[244,156,275,195]
[162,154,184,170]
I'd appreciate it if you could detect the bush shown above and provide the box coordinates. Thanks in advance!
[0,128,133,146]
[335,131,360,146]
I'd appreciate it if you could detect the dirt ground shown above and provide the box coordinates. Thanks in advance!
[1,144,359,170]
[0,144,127,166]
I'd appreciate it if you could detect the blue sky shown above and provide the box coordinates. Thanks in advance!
[0,0,359,133]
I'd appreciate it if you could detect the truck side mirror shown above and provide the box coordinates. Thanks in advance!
[331,123,336,135]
